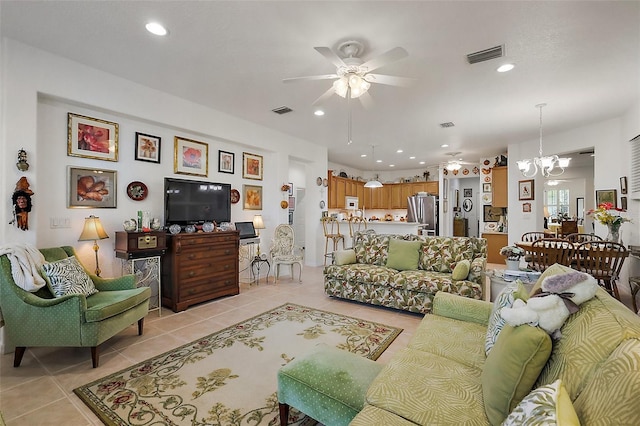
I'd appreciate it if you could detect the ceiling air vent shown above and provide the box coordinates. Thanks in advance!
[466,45,504,64]
[439,122,455,128]
[272,106,293,115]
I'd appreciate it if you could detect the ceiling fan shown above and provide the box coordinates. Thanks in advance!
[441,152,476,173]
[283,40,414,107]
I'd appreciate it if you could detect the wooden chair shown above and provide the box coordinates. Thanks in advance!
[526,238,575,272]
[347,217,367,248]
[573,241,629,300]
[559,220,579,238]
[269,224,304,283]
[521,232,547,243]
[321,217,345,266]
[565,233,603,243]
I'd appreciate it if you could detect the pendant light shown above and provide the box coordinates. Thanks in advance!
[364,146,383,188]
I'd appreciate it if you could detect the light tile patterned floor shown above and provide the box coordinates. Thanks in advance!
[0,263,635,424]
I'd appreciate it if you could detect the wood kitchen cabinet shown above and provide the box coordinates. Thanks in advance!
[492,166,508,207]
[161,231,239,312]
[482,232,508,264]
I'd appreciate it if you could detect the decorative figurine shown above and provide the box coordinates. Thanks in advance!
[16,148,29,171]
[11,177,34,231]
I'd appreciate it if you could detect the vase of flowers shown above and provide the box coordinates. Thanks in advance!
[587,202,631,243]
[500,245,525,270]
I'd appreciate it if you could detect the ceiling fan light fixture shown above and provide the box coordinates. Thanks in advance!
[446,161,462,171]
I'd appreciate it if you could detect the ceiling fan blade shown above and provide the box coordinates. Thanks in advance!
[364,73,415,87]
[358,91,374,110]
[360,47,408,72]
[312,86,337,106]
[314,46,346,68]
[283,74,338,83]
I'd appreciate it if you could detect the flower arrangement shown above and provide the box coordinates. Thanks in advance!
[587,202,631,229]
[500,245,525,261]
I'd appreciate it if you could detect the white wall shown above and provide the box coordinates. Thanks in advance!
[1,38,329,271]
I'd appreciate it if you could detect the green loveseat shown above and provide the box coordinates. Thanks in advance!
[324,233,487,313]
[0,246,150,368]
[349,265,640,425]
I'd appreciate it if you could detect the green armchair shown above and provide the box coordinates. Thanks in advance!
[0,246,150,368]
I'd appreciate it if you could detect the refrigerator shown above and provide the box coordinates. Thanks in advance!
[407,194,439,236]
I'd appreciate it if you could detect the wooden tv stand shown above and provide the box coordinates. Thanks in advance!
[161,230,240,312]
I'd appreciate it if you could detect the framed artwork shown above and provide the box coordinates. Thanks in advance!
[483,183,492,193]
[134,132,161,163]
[68,166,117,208]
[595,189,617,207]
[518,179,534,200]
[462,198,473,212]
[483,205,505,222]
[289,196,295,211]
[522,202,532,213]
[288,182,294,196]
[243,184,262,210]
[243,152,263,180]
[620,176,628,194]
[218,150,235,174]
[67,113,119,162]
[174,136,208,177]
[621,196,628,210]
[463,188,472,198]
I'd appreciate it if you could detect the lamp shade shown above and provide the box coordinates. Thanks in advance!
[253,214,265,230]
[78,215,109,241]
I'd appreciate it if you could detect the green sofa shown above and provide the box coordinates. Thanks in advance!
[0,246,150,368]
[324,233,487,313]
[349,265,640,425]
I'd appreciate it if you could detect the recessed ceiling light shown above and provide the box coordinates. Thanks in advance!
[409,156,416,159]
[441,144,449,148]
[376,160,382,163]
[146,22,168,36]
[389,164,395,167]
[396,149,403,153]
[314,110,325,116]
[419,161,425,165]
[497,63,515,73]
[361,154,367,157]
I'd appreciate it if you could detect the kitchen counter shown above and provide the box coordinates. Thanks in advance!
[338,220,421,247]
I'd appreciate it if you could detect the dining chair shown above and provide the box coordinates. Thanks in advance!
[521,232,547,243]
[565,233,603,243]
[559,220,579,238]
[573,241,629,300]
[527,238,576,272]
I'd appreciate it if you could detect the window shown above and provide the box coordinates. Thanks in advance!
[545,189,570,218]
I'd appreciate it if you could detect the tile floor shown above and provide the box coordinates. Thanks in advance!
[0,263,636,425]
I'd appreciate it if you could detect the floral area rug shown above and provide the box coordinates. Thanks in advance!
[74,303,402,426]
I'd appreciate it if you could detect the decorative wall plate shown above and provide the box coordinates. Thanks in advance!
[126,181,148,201]
[482,193,492,203]
[230,189,240,204]
[280,200,289,209]
[316,177,323,186]
[319,200,326,208]
[323,178,328,187]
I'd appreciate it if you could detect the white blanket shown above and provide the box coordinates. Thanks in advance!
[0,243,47,292]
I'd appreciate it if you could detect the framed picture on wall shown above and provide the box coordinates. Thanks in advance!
[68,166,117,208]
[463,188,472,198]
[483,183,491,193]
[67,113,119,162]
[174,136,208,177]
[218,150,235,174]
[621,196,628,210]
[595,189,617,207]
[518,179,534,200]
[134,132,161,163]
[620,176,628,194]
[243,184,262,210]
[483,205,505,222]
[243,152,263,180]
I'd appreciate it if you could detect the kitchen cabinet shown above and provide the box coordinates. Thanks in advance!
[492,166,508,207]
[482,232,508,264]
[454,218,468,236]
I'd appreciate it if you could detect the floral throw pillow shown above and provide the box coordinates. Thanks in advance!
[42,256,98,298]
[502,379,580,426]
[485,279,529,356]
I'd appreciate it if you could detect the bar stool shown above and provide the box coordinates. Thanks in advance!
[321,217,345,266]
[347,216,367,249]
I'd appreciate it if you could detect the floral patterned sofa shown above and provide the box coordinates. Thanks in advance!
[323,233,487,313]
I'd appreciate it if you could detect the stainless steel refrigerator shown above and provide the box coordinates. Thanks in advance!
[407,194,439,235]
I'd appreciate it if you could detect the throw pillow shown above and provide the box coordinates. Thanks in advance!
[452,259,471,280]
[501,379,580,426]
[42,256,98,298]
[482,324,553,425]
[334,249,357,266]
[386,239,422,271]
[485,280,529,356]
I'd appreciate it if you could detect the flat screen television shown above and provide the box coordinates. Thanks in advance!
[164,177,231,226]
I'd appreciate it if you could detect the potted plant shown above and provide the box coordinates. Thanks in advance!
[500,245,525,270]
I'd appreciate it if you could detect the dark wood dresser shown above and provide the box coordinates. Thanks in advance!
[161,231,240,312]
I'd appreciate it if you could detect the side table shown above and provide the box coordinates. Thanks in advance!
[121,256,162,315]
[489,270,535,302]
[251,254,270,285]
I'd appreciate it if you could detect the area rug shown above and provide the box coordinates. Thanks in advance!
[75,303,402,426]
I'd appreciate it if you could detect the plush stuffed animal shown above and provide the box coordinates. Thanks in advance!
[501,271,598,338]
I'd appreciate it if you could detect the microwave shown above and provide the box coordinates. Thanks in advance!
[345,196,359,210]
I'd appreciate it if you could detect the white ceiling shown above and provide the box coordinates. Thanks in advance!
[1,1,638,171]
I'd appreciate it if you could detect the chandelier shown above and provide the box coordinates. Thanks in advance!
[364,145,383,188]
[517,103,571,178]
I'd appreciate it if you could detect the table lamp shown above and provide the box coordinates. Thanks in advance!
[253,214,265,256]
[78,215,109,276]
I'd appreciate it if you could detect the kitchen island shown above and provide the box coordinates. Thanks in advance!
[339,220,421,248]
